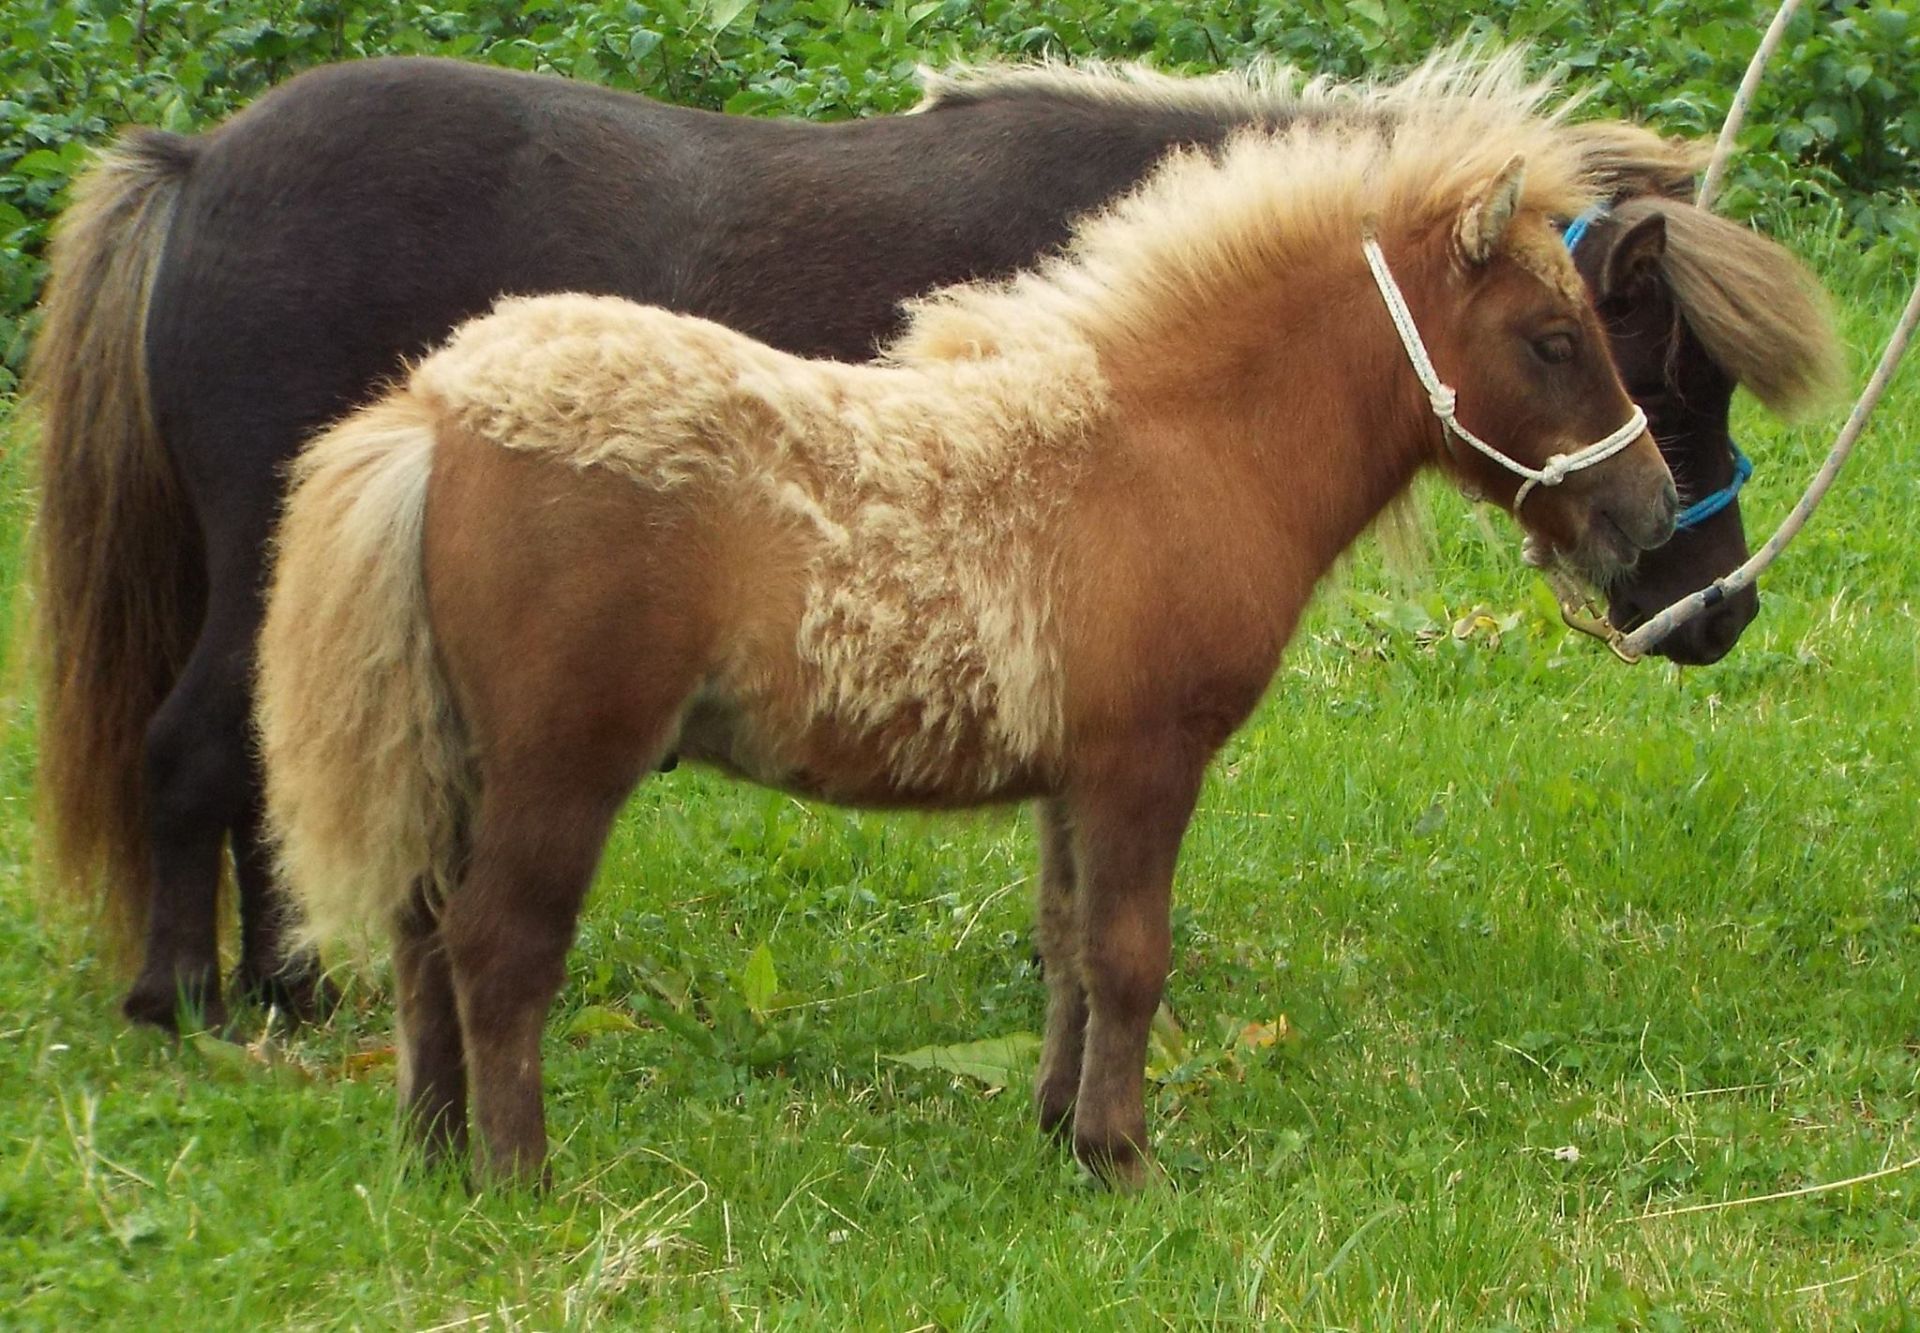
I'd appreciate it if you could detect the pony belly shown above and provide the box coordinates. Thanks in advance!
[672,682,1050,809]
[674,688,810,790]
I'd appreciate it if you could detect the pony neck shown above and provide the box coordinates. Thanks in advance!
[1096,232,1445,605]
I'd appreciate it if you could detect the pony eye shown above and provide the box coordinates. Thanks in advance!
[1532,331,1575,365]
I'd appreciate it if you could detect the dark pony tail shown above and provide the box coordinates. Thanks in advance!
[29,129,202,954]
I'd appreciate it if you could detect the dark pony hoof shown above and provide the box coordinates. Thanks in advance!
[1037,1105,1074,1144]
[122,966,227,1034]
[231,957,341,1027]
[402,1132,473,1186]
[472,1160,555,1195]
[1035,1087,1076,1143]
[1073,1135,1165,1194]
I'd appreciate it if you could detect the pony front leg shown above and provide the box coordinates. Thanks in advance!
[1033,799,1087,1139]
[1066,759,1204,1190]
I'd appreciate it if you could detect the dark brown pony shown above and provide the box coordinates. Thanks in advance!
[259,92,1678,1186]
[29,52,1839,1034]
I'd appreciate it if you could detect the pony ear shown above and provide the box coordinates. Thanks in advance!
[1599,211,1667,299]
[1454,154,1527,265]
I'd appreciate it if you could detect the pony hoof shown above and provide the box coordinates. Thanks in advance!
[1035,1090,1076,1143]
[231,963,341,1026]
[404,1131,473,1183]
[1074,1136,1164,1193]
[471,1143,555,1194]
[122,970,225,1034]
[473,1162,555,1195]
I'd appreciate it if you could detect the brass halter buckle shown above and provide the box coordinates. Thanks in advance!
[1549,574,1643,665]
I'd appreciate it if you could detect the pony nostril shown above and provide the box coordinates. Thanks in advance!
[1670,608,1744,665]
[1602,498,1673,552]
[1652,495,1678,547]
[1625,588,1759,665]
[1637,476,1680,548]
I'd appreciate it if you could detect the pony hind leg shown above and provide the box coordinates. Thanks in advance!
[119,501,322,1033]
[232,789,338,1025]
[122,596,254,1032]
[125,581,333,1032]
[394,881,469,1166]
[423,418,714,1184]
[1032,799,1088,1140]
[436,651,691,1185]
[440,750,651,1187]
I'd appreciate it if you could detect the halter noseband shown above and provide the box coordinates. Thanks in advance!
[1362,234,1648,510]
[1560,206,1755,532]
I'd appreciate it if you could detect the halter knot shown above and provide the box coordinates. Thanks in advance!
[1428,386,1457,417]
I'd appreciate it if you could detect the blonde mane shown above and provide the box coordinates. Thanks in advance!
[919,51,1841,423]
[915,54,1309,117]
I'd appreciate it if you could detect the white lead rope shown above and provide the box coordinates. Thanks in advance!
[1608,270,1920,660]
[1363,235,1649,509]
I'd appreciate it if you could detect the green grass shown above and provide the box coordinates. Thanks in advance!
[3,244,1918,1328]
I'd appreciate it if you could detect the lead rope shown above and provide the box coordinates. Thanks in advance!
[1551,0,1920,662]
[1362,236,1649,509]
[1608,276,1920,660]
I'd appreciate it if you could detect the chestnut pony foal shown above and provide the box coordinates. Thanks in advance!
[259,111,1676,1187]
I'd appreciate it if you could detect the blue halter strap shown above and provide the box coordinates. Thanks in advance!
[1560,205,1605,254]
[1560,206,1755,532]
[1672,442,1753,530]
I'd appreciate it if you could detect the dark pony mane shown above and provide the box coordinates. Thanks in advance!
[893,50,1611,367]
[919,52,1836,418]
[918,46,1706,206]
[1611,196,1845,417]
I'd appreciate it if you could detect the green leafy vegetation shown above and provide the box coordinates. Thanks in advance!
[4,1,1919,1326]
[2,0,1918,387]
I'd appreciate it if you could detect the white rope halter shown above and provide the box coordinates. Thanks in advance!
[1362,236,1648,509]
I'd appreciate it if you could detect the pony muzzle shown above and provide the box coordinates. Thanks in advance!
[1580,434,1679,553]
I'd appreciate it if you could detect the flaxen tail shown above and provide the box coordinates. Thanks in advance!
[29,130,200,951]
[256,393,474,952]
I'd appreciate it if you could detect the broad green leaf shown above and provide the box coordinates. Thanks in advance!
[11,150,68,179]
[739,941,778,1017]
[563,1003,640,1040]
[706,0,755,31]
[883,1033,1039,1088]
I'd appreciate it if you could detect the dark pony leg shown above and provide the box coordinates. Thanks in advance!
[1066,754,1204,1189]
[122,593,253,1032]
[1032,800,1087,1139]
[394,883,468,1165]
[232,790,338,1023]
[122,544,333,1032]
[441,764,631,1186]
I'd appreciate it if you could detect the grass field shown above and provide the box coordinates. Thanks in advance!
[2,224,1917,1326]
